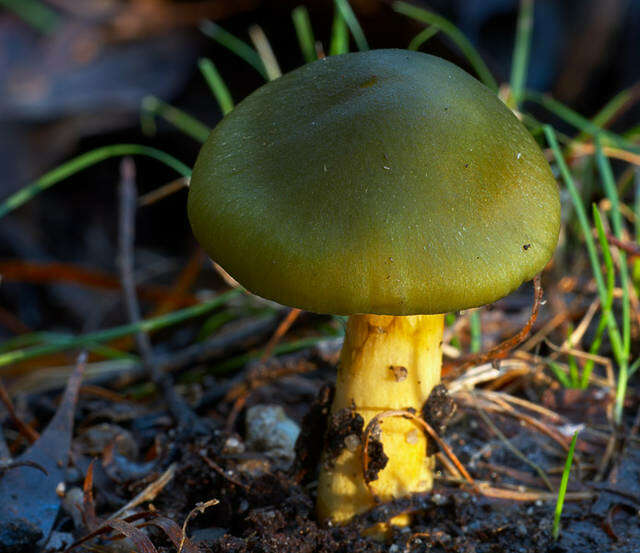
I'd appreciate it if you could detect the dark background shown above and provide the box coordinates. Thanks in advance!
[1,0,639,335]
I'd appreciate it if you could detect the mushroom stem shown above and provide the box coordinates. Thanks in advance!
[317,313,444,526]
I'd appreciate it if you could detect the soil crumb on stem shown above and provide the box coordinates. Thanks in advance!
[421,384,457,455]
[322,402,365,469]
[364,420,389,484]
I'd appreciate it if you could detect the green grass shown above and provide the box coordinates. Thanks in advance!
[0,145,191,219]
[529,91,639,153]
[0,0,60,34]
[334,0,369,51]
[408,25,440,51]
[545,126,632,423]
[508,0,533,110]
[576,83,640,145]
[329,6,349,56]
[292,6,317,63]
[0,289,242,371]
[553,431,579,540]
[198,58,235,116]
[200,20,268,80]
[469,310,482,353]
[141,95,210,143]
[393,1,498,91]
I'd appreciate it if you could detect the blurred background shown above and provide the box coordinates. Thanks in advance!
[1,0,639,336]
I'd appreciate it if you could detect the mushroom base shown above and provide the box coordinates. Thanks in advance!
[316,313,444,528]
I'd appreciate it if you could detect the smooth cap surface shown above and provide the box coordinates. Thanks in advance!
[188,49,560,315]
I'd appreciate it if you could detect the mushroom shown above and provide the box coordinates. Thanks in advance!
[188,50,560,525]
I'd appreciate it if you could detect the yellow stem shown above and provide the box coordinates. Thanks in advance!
[317,313,444,526]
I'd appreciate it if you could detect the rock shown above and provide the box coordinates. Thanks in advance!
[245,405,300,467]
[76,424,138,459]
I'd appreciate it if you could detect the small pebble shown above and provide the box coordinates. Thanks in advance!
[223,436,245,455]
[55,482,65,497]
[405,429,419,445]
[432,493,447,506]
[245,404,300,467]
[344,434,361,452]
[389,365,408,382]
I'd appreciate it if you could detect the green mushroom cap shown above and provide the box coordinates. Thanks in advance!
[188,49,560,315]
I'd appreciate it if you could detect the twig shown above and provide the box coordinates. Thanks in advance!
[138,177,190,207]
[0,459,48,475]
[198,451,250,491]
[404,532,431,552]
[260,308,302,362]
[0,260,199,308]
[594,432,617,482]
[117,158,207,436]
[0,377,39,443]
[152,248,205,316]
[447,359,531,392]
[544,338,612,368]
[480,390,566,423]
[570,142,640,167]
[162,314,277,374]
[455,391,572,451]
[178,499,219,553]
[520,310,571,352]
[474,400,553,491]
[448,274,543,377]
[109,463,177,521]
[435,451,462,480]
[476,461,554,488]
[560,298,600,350]
[477,484,591,502]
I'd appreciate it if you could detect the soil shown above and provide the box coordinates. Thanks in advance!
[3,344,636,553]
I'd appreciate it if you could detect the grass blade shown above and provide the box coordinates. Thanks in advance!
[141,95,210,143]
[469,310,482,353]
[393,1,498,91]
[0,145,191,219]
[595,137,631,423]
[508,0,533,110]
[334,0,369,52]
[595,136,631,355]
[248,25,282,80]
[0,289,242,370]
[580,205,615,389]
[528,92,639,152]
[576,82,640,144]
[292,5,317,63]
[0,0,60,34]
[544,127,625,404]
[547,360,572,388]
[544,126,607,299]
[211,336,330,375]
[408,25,440,51]
[329,7,349,56]
[634,169,640,289]
[553,430,579,540]
[198,58,234,116]
[199,20,268,80]
[636,168,640,244]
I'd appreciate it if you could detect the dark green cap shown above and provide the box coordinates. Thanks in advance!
[188,49,560,315]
